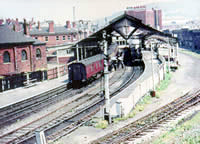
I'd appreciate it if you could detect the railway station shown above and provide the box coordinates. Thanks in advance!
[1,9,200,144]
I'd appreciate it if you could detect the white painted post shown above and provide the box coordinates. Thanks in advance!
[168,40,171,73]
[151,42,155,91]
[103,30,111,124]
[2,80,4,92]
[42,71,45,81]
[76,44,79,62]
[56,49,60,78]
[81,47,84,60]
[26,72,30,85]
[35,130,47,144]
[176,43,179,64]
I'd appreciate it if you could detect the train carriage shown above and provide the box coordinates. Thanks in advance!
[68,54,104,88]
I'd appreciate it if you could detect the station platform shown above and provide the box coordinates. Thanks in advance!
[0,75,68,109]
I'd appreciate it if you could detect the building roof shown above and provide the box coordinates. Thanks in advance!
[30,26,78,36]
[0,25,46,46]
[0,25,35,45]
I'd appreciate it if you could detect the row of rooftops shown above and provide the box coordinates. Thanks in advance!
[0,18,98,36]
[0,25,45,46]
[0,18,96,46]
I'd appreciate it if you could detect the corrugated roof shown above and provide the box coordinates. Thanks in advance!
[30,27,78,36]
[0,25,35,45]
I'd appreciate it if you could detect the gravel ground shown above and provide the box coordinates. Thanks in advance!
[56,51,200,144]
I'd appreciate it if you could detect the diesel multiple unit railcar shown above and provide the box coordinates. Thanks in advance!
[68,54,104,88]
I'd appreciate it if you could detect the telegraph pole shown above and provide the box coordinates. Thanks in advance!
[103,30,111,124]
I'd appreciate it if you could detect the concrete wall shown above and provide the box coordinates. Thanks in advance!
[110,51,166,117]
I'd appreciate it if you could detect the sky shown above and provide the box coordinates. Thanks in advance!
[0,0,200,25]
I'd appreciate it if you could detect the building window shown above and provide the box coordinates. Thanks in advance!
[56,36,59,40]
[3,51,10,63]
[63,36,66,41]
[36,48,42,58]
[21,50,28,61]
[45,36,48,41]
[68,35,71,40]
[66,49,71,54]
[35,37,38,39]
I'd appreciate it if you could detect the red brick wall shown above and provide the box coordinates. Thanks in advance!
[15,45,31,73]
[0,44,47,76]
[58,57,70,64]
[158,10,162,29]
[31,34,78,47]
[127,10,146,25]
[32,45,47,71]
[0,47,15,75]
[146,10,155,28]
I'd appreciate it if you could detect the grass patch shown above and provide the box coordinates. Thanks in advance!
[95,119,108,129]
[152,112,200,144]
[156,71,172,98]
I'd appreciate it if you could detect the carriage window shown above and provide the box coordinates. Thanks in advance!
[21,50,27,60]
[3,51,11,63]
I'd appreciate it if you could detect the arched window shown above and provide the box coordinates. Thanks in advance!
[3,51,11,63]
[36,48,41,58]
[21,50,27,61]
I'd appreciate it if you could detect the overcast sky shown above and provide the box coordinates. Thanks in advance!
[0,0,200,25]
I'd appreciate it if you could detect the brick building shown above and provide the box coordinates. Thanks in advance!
[126,6,162,30]
[29,21,79,47]
[0,24,47,91]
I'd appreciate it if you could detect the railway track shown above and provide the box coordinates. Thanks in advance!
[0,66,142,144]
[0,84,70,128]
[92,89,200,144]
[0,66,119,128]
[42,66,143,144]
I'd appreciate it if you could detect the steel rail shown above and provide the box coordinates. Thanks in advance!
[92,89,200,144]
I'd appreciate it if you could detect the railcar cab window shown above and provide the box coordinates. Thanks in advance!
[36,48,42,58]
[3,51,11,63]
[21,50,28,61]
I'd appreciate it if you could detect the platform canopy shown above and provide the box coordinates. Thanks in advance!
[75,12,176,46]
[71,12,177,60]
